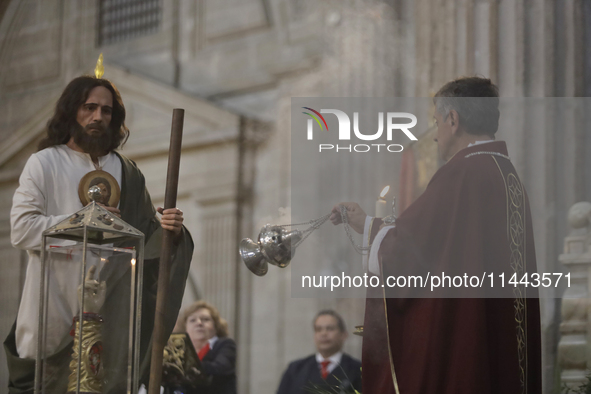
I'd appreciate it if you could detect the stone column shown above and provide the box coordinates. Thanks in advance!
[558,201,591,388]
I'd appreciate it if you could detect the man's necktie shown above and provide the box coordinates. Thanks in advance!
[198,342,210,360]
[320,360,331,379]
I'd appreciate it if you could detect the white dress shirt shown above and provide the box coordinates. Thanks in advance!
[316,351,343,375]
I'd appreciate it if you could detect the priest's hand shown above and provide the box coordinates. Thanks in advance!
[157,207,184,236]
[330,202,366,234]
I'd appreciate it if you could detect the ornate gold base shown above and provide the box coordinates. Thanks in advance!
[162,333,208,388]
[67,314,103,394]
[353,325,364,336]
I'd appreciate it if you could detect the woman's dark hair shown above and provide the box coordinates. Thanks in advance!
[38,76,129,151]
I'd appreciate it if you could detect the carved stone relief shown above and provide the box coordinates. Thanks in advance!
[558,202,591,389]
[204,0,270,43]
[0,0,63,92]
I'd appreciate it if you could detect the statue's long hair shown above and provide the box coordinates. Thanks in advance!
[38,76,129,152]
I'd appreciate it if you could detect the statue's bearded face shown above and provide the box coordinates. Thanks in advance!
[73,86,114,157]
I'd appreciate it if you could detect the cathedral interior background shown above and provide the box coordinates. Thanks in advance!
[0,0,590,392]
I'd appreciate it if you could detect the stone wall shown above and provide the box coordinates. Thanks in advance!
[0,0,589,393]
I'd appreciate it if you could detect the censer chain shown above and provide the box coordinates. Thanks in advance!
[277,206,370,253]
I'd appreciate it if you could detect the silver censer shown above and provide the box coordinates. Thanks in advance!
[239,225,303,276]
[238,201,397,277]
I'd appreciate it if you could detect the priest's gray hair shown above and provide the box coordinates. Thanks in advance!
[434,76,500,136]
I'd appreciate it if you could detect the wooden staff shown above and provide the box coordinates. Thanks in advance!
[148,108,185,394]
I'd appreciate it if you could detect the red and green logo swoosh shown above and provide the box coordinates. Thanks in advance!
[302,107,328,131]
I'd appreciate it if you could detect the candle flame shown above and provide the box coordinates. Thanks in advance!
[94,53,104,79]
[380,185,390,198]
[131,258,136,266]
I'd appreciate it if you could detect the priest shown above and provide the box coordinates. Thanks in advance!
[331,77,542,394]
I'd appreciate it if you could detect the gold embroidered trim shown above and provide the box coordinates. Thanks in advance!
[367,216,399,393]
[380,248,400,394]
[367,217,375,248]
[380,262,400,394]
[493,156,528,394]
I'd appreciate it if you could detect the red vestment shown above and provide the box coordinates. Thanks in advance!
[362,142,542,394]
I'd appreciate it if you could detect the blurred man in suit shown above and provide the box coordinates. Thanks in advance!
[277,310,362,394]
